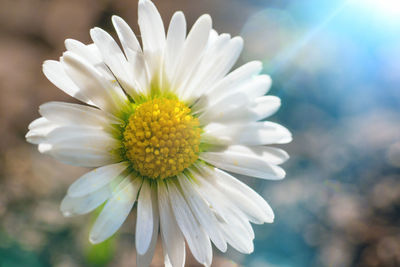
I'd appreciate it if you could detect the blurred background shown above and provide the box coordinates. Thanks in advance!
[1,0,400,266]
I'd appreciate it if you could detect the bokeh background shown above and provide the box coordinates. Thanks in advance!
[1,0,400,266]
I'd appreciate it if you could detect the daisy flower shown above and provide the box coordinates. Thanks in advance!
[26,0,292,266]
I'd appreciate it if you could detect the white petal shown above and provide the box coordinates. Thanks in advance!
[138,0,165,54]
[40,126,119,167]
[165,11,186,82]
[171,15,212,97]
[168,181,212,266]
[190,168,254,253]
[204,32,230,56]
[26,131,48,145]
[240,75,272,99]
[210,69,272,102]
[179,33,230,102]
[39,101,120,127]
[218,212,254,254]
[217,197,255,240]
[60,185,112,217]
[197,75,272,119]
[191,61,262,113]
[42,60,92,104]
[252,96,281,119]
[26,117,58,144]
[202,121,292,146]
[112,16,149,94]
[200,147,286,180]
[138,0,165,78]
[188,167,229,223]
[124,48,149,96]
[201,167,271,224]
[62,51,127,113]
[210,62,264,98]
[136,180,154,255]
[199,96,281,124]
[164,253,173,267]
[178,175,227,252]
[67,162,129,197]
[65,39,102,66]
[41,145,116,167]
[158,182,186,267]
[28,117,50,130]
[65,40,117,84]
[137,183,159,267]
[89,177,141,244]
[184,36,243,102]
[111,16,142,55]
[207,29,219,47]
[197,91,249,121]
[212,145,289,165]
[213,168,274,223]
[90,27,140,100]
[43,126,117,150]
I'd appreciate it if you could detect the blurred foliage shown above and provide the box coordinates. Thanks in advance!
[85,208,116,267]
[85,239,115,266]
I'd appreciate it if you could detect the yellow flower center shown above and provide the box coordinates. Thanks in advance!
[123,98,201,179]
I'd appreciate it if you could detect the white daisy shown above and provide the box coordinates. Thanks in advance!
[26,0,292,266]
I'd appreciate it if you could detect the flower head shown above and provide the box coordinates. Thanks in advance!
[26,0,292,266]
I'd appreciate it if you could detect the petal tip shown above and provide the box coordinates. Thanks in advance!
[62,211,73,217]
[277,169,286,179]
[111,14,120,21]
[89,236,100,244]
[42,60,55,71]
[38,143,52,153]
[199,14,212,26]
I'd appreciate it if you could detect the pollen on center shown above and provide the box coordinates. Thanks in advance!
[123,98,201,179]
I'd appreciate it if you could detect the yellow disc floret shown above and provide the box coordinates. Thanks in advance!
[123,98,201,179]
